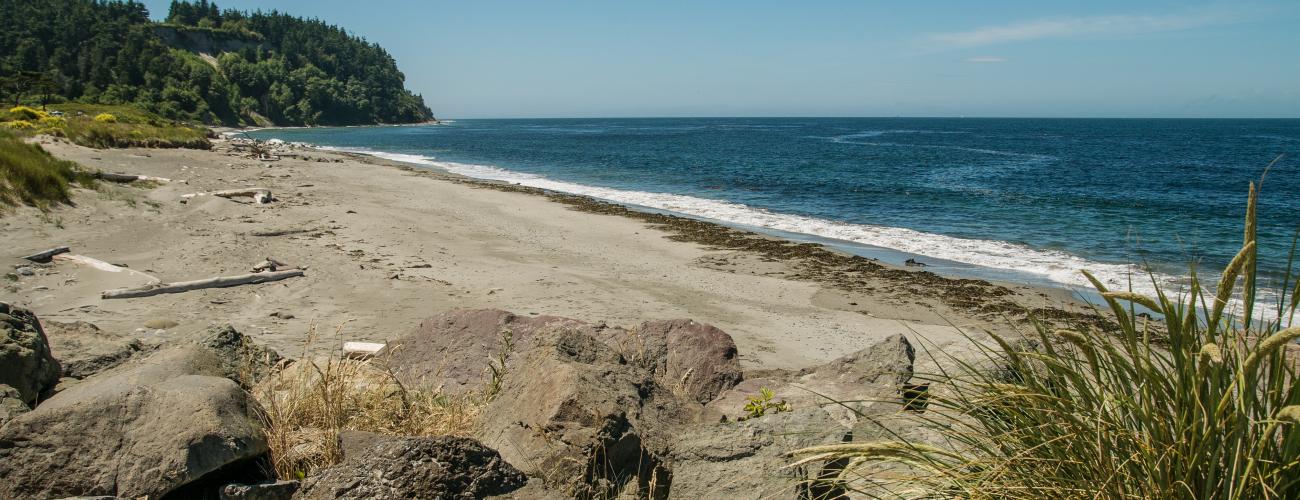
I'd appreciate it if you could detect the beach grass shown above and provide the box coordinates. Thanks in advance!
[792,182,1300,499]
[0,129,95,209]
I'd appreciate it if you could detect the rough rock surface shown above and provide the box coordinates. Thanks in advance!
[0,383,29,426]
[221,480,300,500]
[667,407,851,499]
[0,326,273,499]
[42,320,152,379]
[0,301,61,406]
[476,325,692,498]
[383,309,591,394]
[707,334,916,424]
[295,434,527,499]
[606,319,744,404]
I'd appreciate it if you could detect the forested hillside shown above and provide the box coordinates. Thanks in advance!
[0,0,433,126]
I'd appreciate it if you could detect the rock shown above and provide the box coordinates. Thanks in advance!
[476,326,680,499]
[195,324,284,387]
[667,407,850,499]
[42,320,152,379]
[0,301,61,406]
[0,383,30,426]
[383,309,591,394]
[706,335,915,425]
[221,480,300,500]
[294,434,527,499]
[143,318,179,329]
[0,332,273,499]
[610,319,744,404]
[15,266,35,276]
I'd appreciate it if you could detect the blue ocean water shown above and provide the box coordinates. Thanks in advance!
[248,118,1300,301]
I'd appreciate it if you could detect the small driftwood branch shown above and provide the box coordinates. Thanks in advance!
[250,227,315,237]
[96,172,175,183]
[102,269,304,299]
[21,246,70,263]
[54,254,160,283]
[182,188,273,204]
[252,258,289,273]
[343,342,385,359]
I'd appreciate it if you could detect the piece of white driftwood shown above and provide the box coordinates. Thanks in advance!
[102,269,304,299]
[181,188,273,204]
[21,246,70,263]
[53,254,160,283]
[252,258,289,272]
[343,342,385,359]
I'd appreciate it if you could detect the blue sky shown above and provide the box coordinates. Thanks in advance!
[142,1,1300,119]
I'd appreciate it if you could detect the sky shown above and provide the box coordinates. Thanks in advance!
[140,1,1300,119]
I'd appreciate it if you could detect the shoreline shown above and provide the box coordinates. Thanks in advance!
[3,135,1104,372]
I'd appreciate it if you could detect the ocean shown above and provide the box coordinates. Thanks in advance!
[248,118,1300,309]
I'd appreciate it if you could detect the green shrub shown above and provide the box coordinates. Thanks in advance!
[93,112,117,123]
[793,183,1300,498]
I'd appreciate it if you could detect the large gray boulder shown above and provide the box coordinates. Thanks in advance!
[41,320,152,380]
[0,326,272,499]
[476,325,687,499]
[667,407,851,499]
[0,301,60,406]
[294,433,527,499]
[605,319,744,404]
[382,309,591,394]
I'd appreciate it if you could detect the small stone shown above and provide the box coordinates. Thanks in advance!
[143,319,179,330]
[220,480,299,500]
[14,267,35,276]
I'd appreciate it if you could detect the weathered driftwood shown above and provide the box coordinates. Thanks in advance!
[95,172,174,183]
[250,227,315,237]
[182,188,273,204]
[53,254,160,283]
[21,246,70,263]
[343,341,385,359]
[102,269,304,299]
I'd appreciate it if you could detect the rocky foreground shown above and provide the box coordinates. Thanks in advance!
[1,302,942,499]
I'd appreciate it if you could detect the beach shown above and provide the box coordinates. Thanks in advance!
[1,135,1096,370]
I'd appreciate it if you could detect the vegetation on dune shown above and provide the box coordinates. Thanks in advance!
[793,182,1300,498]
[0,129,94,209]
[1,103,211,149]
[0,0,433,126]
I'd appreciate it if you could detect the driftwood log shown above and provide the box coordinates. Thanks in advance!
[20,246,70,263]
[102,269,304,299]
[53,254,159,283]
[182,188,273,204]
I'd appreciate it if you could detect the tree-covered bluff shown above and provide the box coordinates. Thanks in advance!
[0,0,433,126]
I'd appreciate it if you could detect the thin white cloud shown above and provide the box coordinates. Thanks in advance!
[925,8,1253,50]
[964,56,1007,63]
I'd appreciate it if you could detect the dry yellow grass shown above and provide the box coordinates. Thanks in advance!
[253,322,484,479]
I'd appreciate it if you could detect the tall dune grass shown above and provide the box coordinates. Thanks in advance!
[793,182,1300,499]
[0,129,94,209]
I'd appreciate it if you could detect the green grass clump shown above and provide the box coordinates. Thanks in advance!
[793,182,1300,498]
[0,130,94,209]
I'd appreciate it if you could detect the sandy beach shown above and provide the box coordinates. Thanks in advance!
[2,135,1097,370]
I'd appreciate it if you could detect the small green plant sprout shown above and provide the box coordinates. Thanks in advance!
[484,328,515,399]
[738,387,790,421]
